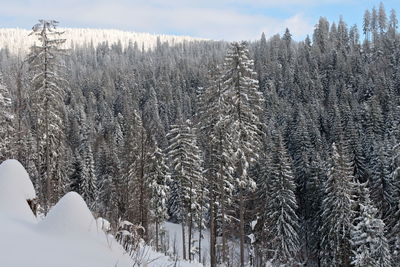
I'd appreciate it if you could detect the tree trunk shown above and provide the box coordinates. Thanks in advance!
[44,35,51,213]
[188,181,193,261]
[221,192,227,264]
[210,191,217,267]
[239,189,245,267]
[139,128,148,241]
[199,219,202,263]
[155,221,159,251]
[182,221,187,260]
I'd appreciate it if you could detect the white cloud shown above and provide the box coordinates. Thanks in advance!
[0,0,316,40]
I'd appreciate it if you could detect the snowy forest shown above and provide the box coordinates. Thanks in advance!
[0,3,400,267]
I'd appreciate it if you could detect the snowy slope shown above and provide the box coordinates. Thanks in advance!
[0,159,201,267]
[0,28,206,56]
[0,160,133,267]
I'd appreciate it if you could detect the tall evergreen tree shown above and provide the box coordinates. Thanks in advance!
[263,134,300,265]
[167,120,203,260]
[147,144,170,251]
[27,20,68,210]
[319,143,355,266]
[79,122,97,210]
[351,183,391,267]
[198,66,235,265]
[221,41,265,267]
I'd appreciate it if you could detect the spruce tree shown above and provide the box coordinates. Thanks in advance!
[27,20,67,211]
[167,120,203,260]
[263,135,300,265]
[79,122,97,210]
[319,143,355,266]
[351,183,391,267]
[147,145,170,251]
[221,41,265,267]
[198,66,235,265]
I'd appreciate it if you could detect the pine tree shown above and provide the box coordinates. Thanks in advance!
[167,120,203,260]
[369,140,396,221]
[79,122,97,210]
[221,41,265,267]
[27,20,67,211]
[351,183,391,267]
[147,145,170,251]
[96,139,118,224]
[263,135,300,265]
[319,143,355,266]
[198,66,235,265]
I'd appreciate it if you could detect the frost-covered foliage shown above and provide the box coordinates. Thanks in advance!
[167,120,203,260]
[351,183,391,267]
[221,41,264,190]
[27,20,68,210]
[319,143,355,266]
[147,145,170,250]
[262,135,300,265]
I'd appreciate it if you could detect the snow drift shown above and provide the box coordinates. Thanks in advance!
[0,159,132,267]
[39,192,98,235]
[0,159,36,222]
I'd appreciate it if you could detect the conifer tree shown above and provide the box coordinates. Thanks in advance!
[147,145,170,251]
[319,143,355,266]
[221,41,265,267]
[263,135,300,265]
[79,122,97,210]
[198,66,235,265]
[351,183,391,267]
[167,120,203,260]
[27,20,68,211]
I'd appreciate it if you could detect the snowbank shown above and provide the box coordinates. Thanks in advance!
[0,160,132,267]
[0,159,36,222]
[39,192,97,235]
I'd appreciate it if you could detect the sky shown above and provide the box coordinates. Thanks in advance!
[0,0,399,41]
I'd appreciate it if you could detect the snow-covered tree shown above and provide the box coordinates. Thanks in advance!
[79,122,97,210]
[147,145,170,251]
[27,20,68,211]
[263,135,300,265]
[167,120,203,260]
[319,143,355,266]
[351,182,391,267]
[221,41,265,267]
[198,66,235,264]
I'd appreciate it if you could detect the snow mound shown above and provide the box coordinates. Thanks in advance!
[40,192,97,234]
[0,159,36,222]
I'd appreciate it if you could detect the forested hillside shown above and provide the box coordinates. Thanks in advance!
[0,4,399,267]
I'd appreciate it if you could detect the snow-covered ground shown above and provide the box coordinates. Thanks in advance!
[163,221,210,265]
[0,159,202,267]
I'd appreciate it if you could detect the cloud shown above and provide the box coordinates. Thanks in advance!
[0,0,316,40]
